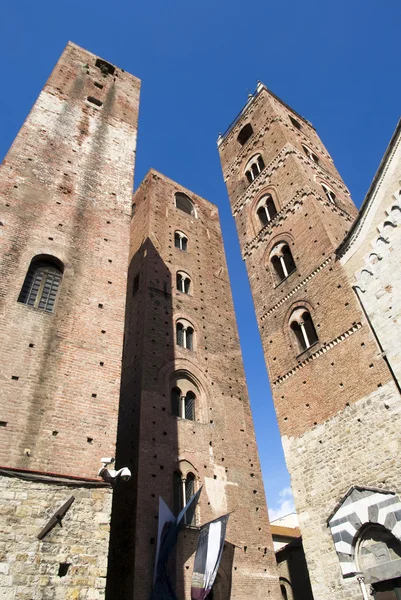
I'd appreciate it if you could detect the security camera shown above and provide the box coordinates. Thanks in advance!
[98,459,131,485]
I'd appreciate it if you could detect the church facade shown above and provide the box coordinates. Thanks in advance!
[218,83,401,599]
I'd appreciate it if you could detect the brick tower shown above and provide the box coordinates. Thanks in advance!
[107,170,281,600]
[218,83,401,599]
[0,42,140,598]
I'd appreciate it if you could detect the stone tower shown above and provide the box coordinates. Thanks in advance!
[107,170,281,600]
[218,83,401,599]
[0,42,140,598]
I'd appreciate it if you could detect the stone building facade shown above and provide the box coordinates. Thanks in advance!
[218,84,401,599]
[0,46,281,599]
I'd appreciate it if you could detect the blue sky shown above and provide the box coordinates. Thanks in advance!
[1,0,401,518]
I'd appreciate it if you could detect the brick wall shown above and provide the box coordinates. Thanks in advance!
[107,170,281,599]
[0,42,140,478]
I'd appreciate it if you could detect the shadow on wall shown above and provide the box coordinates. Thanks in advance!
[276,538,314,600]
[106,238,177,599]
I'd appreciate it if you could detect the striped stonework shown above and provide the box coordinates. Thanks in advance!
[328,486,401,577]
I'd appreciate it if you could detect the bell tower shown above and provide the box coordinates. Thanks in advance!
[218,83,396,599]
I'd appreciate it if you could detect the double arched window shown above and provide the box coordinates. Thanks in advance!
[302,144,319,164]
[245,154,265,184]
[257,194,277,228]
[176,320,194,350]
[171,386,196,420]
[174,231,188,251]
[18,256,63,313]
[322,183,336,204]
[237,123,253,146]
[173,470,196,523]
[290,308,318,353]
[270,243,296,283]
[176,272,191,294]
[175,192,196,217]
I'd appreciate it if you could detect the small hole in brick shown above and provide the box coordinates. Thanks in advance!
[87,437,93,444]
[214,475,217,480]
[253,490,257,494]
[11,375,19,381]
[244,546,247,553]
[99,362,104,367]
[58,563,70,577]
[92,393,97,398]
[98,303,103,309]
[52,431,58,436]
[94,82,104,89]
[378,383,382,388]
[0,421,7,427]
[361,342,365,347]
[48,237,53,241]
[150,538,155,544]
[369,364,374,368]
[210,420,213,424]
[29,343,34,348]
[108,259,112,263]
[163,431,167,436]
[101,330,106,334]
[108,281,112,284]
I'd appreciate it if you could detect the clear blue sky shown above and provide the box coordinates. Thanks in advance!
[1,0,400,518]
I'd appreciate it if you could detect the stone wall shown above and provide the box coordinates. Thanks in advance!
[283,380,401,600]
[0,472,112,600]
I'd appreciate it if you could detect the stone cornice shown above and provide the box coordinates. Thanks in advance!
[260,256,333,320]
[272,322,362,385]
[232,145,350,217]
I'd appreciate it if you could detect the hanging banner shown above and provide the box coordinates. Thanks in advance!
[191,514,229,600]
[151,487,203,600]
[153,497,175,584]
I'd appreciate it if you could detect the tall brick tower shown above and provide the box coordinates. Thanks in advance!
[0,42,140,598]
[218,83,401,600]
[108,170,281,600]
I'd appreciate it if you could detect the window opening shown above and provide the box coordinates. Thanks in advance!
[270,243,296,282]
[257,194,277,227]
[175,231,188,251]
[18,258,63,313]
[173,470,196,523]
[87,96,103,107]
[289,116,301,130]
[322,183,336,204]
[237,123,253,146]
[171,387,196,421]
[245,154,265,184]
[302,144,319,164]
[95,58,115,75]
[175,193,195,216]
[177,272,191,294]
[133,274,140,295]
[290,310,318,353]
[176,321,194,350]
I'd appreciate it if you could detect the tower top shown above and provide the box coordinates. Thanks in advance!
[217,82,313,147]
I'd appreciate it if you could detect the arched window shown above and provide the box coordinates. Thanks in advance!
[174,231,188,251]
[322,183,336,204]
[270,243,296,283]
[175,192,195,216]
[302,144,319,164]
[245,154,265,184]
[257,194,277,227]
[18,256,63,313]
[176,272,191,294]
[289,116,301,130]
[173,470,197,524]
[176,320,194,350]
[290,309,318,353]
[171,387,196,420]
[237,123,253,146]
